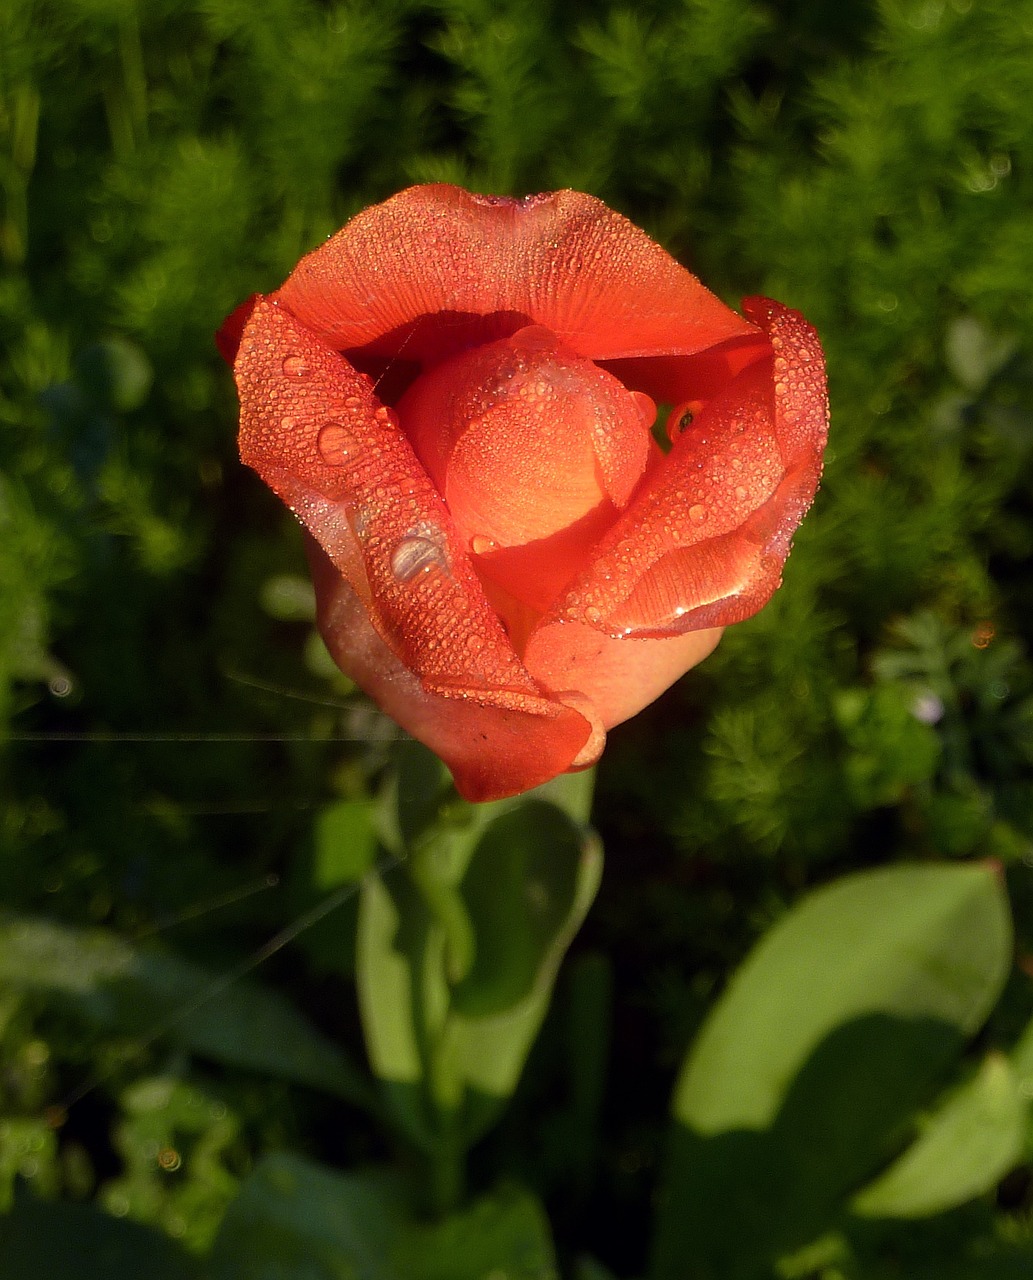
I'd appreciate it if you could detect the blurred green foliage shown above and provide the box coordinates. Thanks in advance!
[3,0,1033,1275]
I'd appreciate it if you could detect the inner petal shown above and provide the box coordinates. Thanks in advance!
[398,325,656,614]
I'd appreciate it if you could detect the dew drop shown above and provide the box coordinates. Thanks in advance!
[470,534,498,556]
[317,422,357,466]
[390,527,449,581]
[631,390,656,426]
[585,605,603,624]
[466,633,485,654]
[734,485,748,501]
[282,354,310,377]
[344,395,362,409]
[688,503,707,524]
[279,415,296,432]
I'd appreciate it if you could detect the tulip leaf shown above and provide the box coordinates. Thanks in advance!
[653,864,1012,1279]
[312,798,378,888]
[1008,1009,1033,1086]
[289,798,378,977]
[0,1199,197,1279]
[207,1153,556,1280]
[377,739,455,855]
[450,801,586,1017]
[0,915,374,1111]
[851,1052,1026,1219]
[355,796,602,1153]
[673,864,1011,1136]
[532,765,597,827]
[452,813,603,1142]
[355,868,440,1153]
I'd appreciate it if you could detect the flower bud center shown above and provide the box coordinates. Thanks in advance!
[399,325,656,615]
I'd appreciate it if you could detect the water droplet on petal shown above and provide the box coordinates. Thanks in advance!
[470,534,498,556]
[631,390,656,426]
[688,503,707,524]
[585,605,603,624]
[317,422,357,466]
[282,354,310,377]
[390,526,449,581]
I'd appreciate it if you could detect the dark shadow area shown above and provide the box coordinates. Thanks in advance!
[653,1012,965,1279]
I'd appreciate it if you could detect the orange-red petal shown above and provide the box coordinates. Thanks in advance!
[306,542,600,801]
[398,324,654,614]
[542,298,828,639]
[523,621,724,732]
[232,297,594,800]
[272,185,758,364]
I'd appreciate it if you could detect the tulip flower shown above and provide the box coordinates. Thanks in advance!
[220,186,828,801]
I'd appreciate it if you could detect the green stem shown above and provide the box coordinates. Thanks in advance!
[426,1130,465,1217]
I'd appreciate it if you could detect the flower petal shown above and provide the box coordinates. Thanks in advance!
[273,185,758,364]
[545,298,828,638]
[523,621,723,732]
[397,324,654,615]
[233,297,593,801]
[307,542,600,801]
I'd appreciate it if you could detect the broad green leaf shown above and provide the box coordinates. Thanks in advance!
[654,865,1012,1279]
[451,802,586,1017]
[674,864,1011,1135]
[355,869,440,1152]
[851,1053,1026,1218]
[1008,1009,1033,1086]
[174,977,371,1105]
[207,1156,403,1280]
[0,915,373,1110]
[376,739,455,856]
[312,799,378,888]
[207,1153,557,1280]
[398,1180,557,1280]
[451,813,603,1138]
[0,1199,197,1279]
[290,798,377,977]
[532,766,597,827]
[355,798,602,1152]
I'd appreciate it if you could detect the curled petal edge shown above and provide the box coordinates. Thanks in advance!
[541,297,828,641]
[272,184,759,364]
[232,297,595,801]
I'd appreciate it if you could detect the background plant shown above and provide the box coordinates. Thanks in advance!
[3,0,1033,1276]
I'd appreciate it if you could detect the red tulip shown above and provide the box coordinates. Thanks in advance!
[219,185,828,802]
